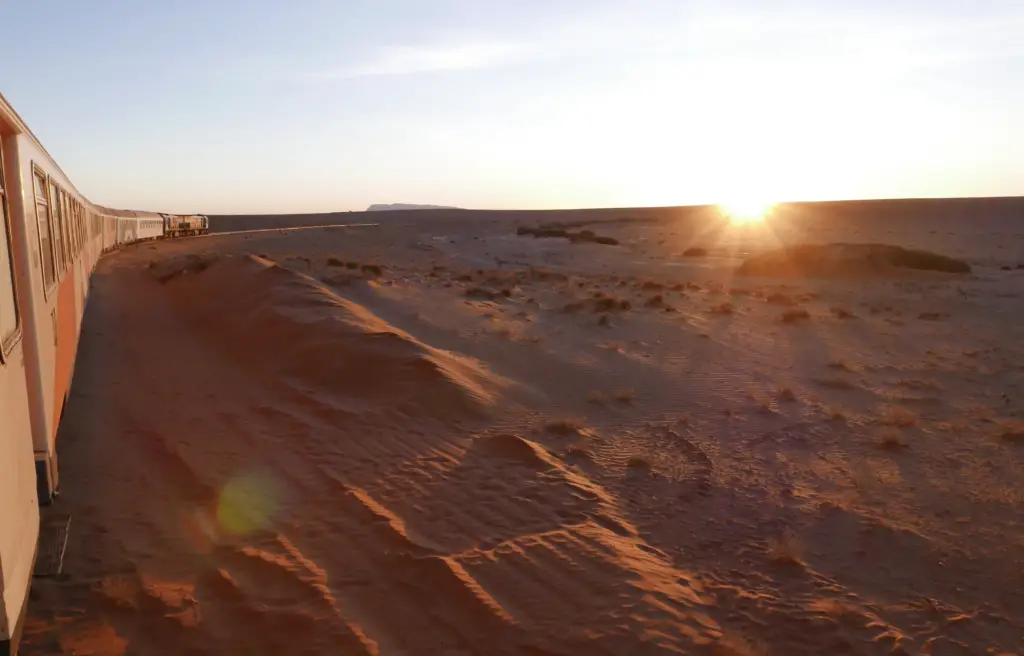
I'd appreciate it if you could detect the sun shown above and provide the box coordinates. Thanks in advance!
[718,198,776,225]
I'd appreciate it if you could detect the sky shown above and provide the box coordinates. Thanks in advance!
[1,0,1022,214]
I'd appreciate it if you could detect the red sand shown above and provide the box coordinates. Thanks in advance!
[20,212,1024,655]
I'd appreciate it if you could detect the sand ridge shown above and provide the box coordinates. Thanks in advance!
[21,210,1024,655]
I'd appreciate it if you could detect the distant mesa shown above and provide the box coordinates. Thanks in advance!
[366,203,459,212]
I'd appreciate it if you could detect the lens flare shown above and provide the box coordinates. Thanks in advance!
[718,198,775,225]
[216,471,281,537]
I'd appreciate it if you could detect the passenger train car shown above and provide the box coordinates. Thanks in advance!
[0,93,204,655]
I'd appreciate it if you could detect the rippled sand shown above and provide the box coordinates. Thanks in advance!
[22,206,1024,655]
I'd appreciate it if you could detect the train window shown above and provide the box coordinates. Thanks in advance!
[34,168,56,288]
[77,203,84,250]
[47,181,65,274]
[61,192,73,259]
[1,142,20,354]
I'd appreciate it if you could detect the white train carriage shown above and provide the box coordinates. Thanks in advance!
[0,92,197,654]
[136,211,164,241]
[0,106,40,656]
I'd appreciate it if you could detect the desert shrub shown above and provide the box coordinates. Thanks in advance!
[882,405,918,427]
[781,308,810,323]
[626,456,651,471]
[546,418,584,436]
[613,389,635,404]
[877,429,908,450]
[683,247,708,257]
[830,306,855,319]
[327,256,344,267]
[767,532,805,565]
[644,294,665,308]
[594,297,630,312]
[466,287,499,300]
[766,292,794,305]
[827,406,847,421]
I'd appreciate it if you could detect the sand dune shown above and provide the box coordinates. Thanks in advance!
[155,254,508,419]
[22,210,1024,655]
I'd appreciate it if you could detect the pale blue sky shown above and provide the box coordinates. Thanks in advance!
[2,1,1022,214]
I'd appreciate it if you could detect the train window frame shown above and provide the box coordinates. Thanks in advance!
[32,165,58,295]
[0,138,22,360]
[47,179,66,276]
[60,188,72,265]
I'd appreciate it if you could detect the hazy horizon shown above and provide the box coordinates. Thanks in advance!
[2,0,1022,215]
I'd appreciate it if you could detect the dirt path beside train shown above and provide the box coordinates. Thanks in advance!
[19,218,1024,655]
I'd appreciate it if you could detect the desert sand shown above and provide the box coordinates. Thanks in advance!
[20,204,1024,655]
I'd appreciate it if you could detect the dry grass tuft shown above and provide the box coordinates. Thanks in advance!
[489,325,514,339]
[767,532,805,566]
[877,429,908,450]
[345,261,360,270]
[827,406,847,422]
[777,387,797,402]
[766,292,794,305]
[830,306,856,319]
[562,301,586,313]
[587,390,608,406]
[613,389,635,405]
[882,405,918,428]
[626,456,652,471]
[827,360,852,372]
[545,418,585,436]
[594,296,631,312]
[781,308,811,323]
[708,301,734,315]
[466,287,500,301]
[644,294,665,308]
[327,256,345,267]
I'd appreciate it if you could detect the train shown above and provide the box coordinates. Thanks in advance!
[0,93,205,654]
[162,213,209,237]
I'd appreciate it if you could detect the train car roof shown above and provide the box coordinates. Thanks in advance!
[0,93,88,201]
[2,93,174,220]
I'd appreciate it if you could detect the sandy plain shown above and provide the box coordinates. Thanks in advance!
[21,203,1024,655]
